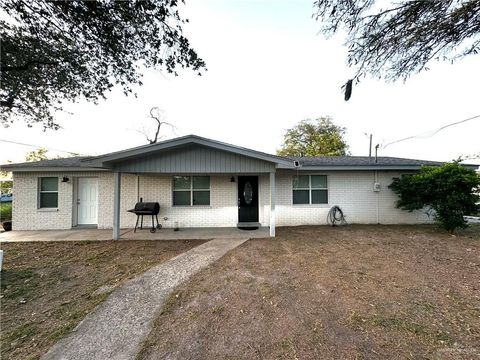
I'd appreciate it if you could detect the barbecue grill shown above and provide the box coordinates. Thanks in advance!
[127,201,162,233]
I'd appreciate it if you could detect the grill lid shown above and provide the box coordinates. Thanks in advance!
[128,202,160,215]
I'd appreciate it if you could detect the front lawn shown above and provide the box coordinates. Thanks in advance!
[139,225,480,360]
[0,239,206,360]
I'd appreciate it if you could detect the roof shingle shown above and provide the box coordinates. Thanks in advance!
[1,156,88,169]
[285,156,446,167]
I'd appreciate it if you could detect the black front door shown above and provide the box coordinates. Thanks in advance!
[238,176,259,223]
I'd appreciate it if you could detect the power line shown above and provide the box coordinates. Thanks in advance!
[382,114,480,149]
[0,139,83,155]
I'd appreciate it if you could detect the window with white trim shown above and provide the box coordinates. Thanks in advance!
[38,177,59,208]
[292,175,328,204]
[173,176,210,206]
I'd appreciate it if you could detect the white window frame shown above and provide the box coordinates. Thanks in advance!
[38,177,59,209]
[292,175,328,205]
[172,176,210,206]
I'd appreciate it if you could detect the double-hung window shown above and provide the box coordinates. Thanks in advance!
[173,176,210,206]
[38,177,59,208]
[293,175,328,204]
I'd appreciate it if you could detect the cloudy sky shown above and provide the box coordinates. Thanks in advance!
[1,0,479,164]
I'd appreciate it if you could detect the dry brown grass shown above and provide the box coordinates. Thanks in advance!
[0,239,206,360]
[139,225,480,360]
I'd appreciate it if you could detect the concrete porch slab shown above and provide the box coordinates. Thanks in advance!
[0,227,269,242]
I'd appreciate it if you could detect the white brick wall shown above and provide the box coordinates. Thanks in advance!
[11,170,431,231]
[136,175,240,228]
[271,170,431,226]
[97,173,138,229]
[12,172,111,230]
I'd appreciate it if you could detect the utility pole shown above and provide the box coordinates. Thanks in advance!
[369,134,373,157]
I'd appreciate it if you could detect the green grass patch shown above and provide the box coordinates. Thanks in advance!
[413,300,437,311]
[1,269,40,300]
[160,291,182,316]
[257,282,274,298]
[211,304,225,315]
[1,323,39,353]
[350,312,454,345]
[0,202,12,221]
[47,323,77,341]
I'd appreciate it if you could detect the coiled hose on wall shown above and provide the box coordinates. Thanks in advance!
[327,205,347,226]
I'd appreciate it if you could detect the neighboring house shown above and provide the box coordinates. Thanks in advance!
[1,135,477,239]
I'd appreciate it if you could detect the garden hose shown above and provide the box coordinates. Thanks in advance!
[327,205,347,226]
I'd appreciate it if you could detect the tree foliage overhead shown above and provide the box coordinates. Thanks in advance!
[25,148,49,162]
[0,0,205,129]
[389,162,480,232]
[314,0,480,81]
[277,117,349,157]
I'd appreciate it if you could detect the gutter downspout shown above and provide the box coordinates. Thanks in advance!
[113,172,122,240]
[375,170,379,224]
[374,144,380,224]
[136,175,140,202]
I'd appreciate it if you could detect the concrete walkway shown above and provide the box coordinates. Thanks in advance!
[41,238,248,360]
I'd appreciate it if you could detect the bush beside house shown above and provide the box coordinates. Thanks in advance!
[389,162,480,232]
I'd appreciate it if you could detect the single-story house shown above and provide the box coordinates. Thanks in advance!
[1,135,477,239]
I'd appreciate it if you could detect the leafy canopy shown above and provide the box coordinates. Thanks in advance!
[277,117,349,157]
[25,148,49,162]
[0,0,205,129]
[389,163,480,232]
[0,181,12,195]
[314,1,480,81]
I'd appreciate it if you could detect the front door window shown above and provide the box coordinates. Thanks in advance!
[243,182,253,204]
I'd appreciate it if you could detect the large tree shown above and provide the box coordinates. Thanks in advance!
[314,1,480,82]
[277,117,349,157]
[0,0,205,129]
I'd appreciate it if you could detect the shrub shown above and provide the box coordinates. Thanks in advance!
[0,202,12,222]
[389,162,480,233]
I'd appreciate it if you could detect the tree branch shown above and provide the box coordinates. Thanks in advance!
[1,60,59,72]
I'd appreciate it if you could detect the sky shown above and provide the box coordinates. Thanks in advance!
[1,0,479,165]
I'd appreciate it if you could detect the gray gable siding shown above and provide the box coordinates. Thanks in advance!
[111,145,276,173]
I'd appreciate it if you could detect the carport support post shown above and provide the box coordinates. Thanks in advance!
[113,171,121,240]
[269,171,276,237]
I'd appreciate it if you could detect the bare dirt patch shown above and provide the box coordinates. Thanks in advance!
[0,239,206,360]
[139,225,480,360]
